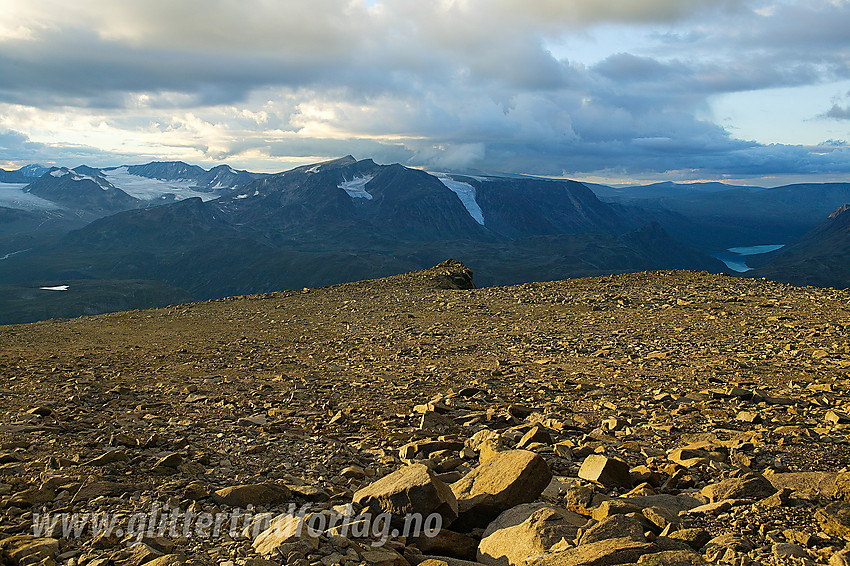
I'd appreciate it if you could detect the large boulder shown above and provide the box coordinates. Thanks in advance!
[143,556,189,566]
[816,502,850,540]
[637,550,708,565]
[525,537,656,566]
[353,463,458,525]
[213,483,292,508]
[477,503,586,566]
[252,514,319,558]
[579,514,646,546]
[701,473,776,503]
[0,536,60,566]
[410,529,479,561]
[578,456,632,490]
[451,450,552,529]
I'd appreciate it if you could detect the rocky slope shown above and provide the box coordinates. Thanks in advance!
[2,262,850,566]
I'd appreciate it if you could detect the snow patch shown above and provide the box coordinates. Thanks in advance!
[234,193,249,199]
[338,175,374,200]
[306,165,321,174]
[102,167,219,202]
[436,175,485,225]
[71,172,109,188]
[40,285,69,291]
[50,169,68,177]
[0,249,29,261]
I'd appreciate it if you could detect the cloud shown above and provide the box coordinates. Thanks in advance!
[0,0,848,181]
[825,104,850,120]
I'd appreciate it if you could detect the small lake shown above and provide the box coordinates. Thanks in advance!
[712,244,785,273]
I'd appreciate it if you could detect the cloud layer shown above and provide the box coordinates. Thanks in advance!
[1,0,849,182]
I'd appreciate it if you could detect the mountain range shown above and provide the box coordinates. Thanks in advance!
[0,156,848,323]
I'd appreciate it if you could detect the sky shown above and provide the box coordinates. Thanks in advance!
[0,0,849,186]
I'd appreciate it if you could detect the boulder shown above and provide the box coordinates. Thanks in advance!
[579,514,645,546]
[636,550,708,565]
[517,426,553,450]
[353,463,458,525]
[3,487,55,509]
[578,456,632,490]
[213,483,292,508]
[477,503,586,566]
[525,537,656,566]
[252,515,319,558]
[701,473,776,503]
[589,500,641,522]
[451,450,552,529]
[665,529,711,551]
[816,503,850,540]
[0,536,60,566]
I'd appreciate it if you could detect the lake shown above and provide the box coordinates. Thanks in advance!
[712,244,785,272]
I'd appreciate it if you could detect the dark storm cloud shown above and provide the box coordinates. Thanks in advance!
[1,0,849,180]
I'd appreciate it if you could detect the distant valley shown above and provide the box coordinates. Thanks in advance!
[0,156,848,323]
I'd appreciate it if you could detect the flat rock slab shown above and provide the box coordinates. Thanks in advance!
[143,555,189,566]
[768,472,839,498]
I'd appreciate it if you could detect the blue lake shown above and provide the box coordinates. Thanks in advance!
[712,244,785,272]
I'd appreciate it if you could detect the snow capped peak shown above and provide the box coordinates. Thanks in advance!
[49,168,112,189]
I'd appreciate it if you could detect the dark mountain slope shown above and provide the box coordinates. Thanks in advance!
[750,204,850,289]
[471,177,627,238]
[0,156,729,323]
[195,165,262,190]
[610,183,850,250]
[0,165,49,183]
[402,223,727,287]
[218,158,492,242]
[126,161,206,181]
[360,165,492,241]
